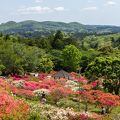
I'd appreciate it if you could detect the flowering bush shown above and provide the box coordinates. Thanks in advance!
[68,113,103,120]
[91,113,103,119]
[48,87,73,104]
[29,103,78,120]
[38,73,46,81]
[12,87,35,99]
[0,92,29,119]
[33,89,50,96]
[12,75,22,81]
[78,76,88,84]
[0,78,13,93]
[65,80,78,89]
[68,114,89,120]
[43,80,57,87]
[80,114,89,120]
[79,89,120,113]
[24,81,49,90]
[97,92,120,113]
[12,80,25,88]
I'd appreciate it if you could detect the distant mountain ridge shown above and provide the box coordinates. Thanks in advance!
[0,20,120,37]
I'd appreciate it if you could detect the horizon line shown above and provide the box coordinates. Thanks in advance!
[0,20,120,27]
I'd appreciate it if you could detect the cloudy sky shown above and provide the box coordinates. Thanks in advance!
[0,0,120,25]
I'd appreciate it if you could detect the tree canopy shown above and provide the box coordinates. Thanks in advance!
[62,45,82,71]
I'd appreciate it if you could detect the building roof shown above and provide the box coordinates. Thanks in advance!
[52,70,72,79]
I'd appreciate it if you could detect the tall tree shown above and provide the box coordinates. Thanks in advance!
[62,45,82,71]
[52,30,64,49]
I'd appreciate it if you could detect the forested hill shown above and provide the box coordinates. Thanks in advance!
[0,20,120,37]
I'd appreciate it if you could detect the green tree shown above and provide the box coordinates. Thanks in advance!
[38,57,54,73]
[62,45,82,71]
[50,49,63,70]
[85,56,120,95]
[36,38,51,49]
[22,47,45,73]
[52,30,64,49]
[64,36,79,48]
[0,39,46,74]
[0,42,24,75]
[80,49,100,73]
[0,64,6,75]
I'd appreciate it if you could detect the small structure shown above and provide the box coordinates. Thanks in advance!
[30,73,38,77]
[52,70,72,80]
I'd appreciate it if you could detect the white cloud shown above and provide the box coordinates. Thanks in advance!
[18,6,52,14]
[18,6,65,14]
[35,0,44,3]
[82,6,97,11]
[54,7,65,11]
[106,1,116,6]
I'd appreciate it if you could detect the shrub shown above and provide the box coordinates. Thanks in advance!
[28,112,48,120]
[68,114,89,120]
[0,92,29,119]
[48,87,73,105]
[33,89,50,96]
[12,80,24,88]
[57,98,79,111]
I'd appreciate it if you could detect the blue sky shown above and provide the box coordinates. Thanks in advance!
[0,0,120,25]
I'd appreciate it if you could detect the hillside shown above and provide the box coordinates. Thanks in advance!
[0,20,120,37]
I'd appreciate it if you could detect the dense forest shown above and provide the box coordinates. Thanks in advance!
[0,31,120,92]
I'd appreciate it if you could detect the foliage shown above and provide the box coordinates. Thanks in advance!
[57,98,80,111]
[48,87,73,104]
[85,56,120,94]
[28,112,48,120]
[38,57,54,73]
[62,45,82,71]
[0,64,5,75]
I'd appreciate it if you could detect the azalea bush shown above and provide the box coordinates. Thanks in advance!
[0,92,29,119]
[33,88,50,96]
[65,80,78,90]
[0,78,14,93]
[38,73,47,81]
[88,90,120,113]
[28,102,78,120]
[78,76,88,84]
[24,81,49,90]
[48,87,74,105]
[68,113,103,120]
[11,74,28,81]
[97,92,120,113]
[11,87,36,99]
[12,80,25,88]
[79,88,120,113]
[68,114,89,120]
